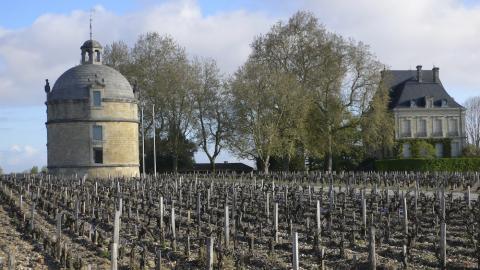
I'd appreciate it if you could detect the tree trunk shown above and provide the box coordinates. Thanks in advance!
[210,160,216,174]
[327,133,333,172]
[263,156,270,175]
[173,152,178,173]
[282,156,290,172]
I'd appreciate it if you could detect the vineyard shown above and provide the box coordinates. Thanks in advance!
[0,172,479,269]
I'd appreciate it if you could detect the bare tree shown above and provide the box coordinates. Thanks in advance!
[464,96,480,149]
[105,33,197,172]
[191,58,231,173]
[103,41,131,73]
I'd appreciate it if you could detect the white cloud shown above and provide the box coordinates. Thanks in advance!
[0,0,274,106]
[0,144,41,172]
[8,144,38,160]
[23,145,39,157]
[298,0,480,103]
[1,0,479,106]
[10,144,22,153]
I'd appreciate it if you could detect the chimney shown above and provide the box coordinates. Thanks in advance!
[416,65,422,82]
[432,67,439,83]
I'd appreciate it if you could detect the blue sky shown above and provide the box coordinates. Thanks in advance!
[0,0,290,29]
[1,0,480,172]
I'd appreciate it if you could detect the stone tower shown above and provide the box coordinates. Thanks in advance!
[45,39,139,178]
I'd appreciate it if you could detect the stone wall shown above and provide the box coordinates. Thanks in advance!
[47,100,139,178]
[393,107,466,157]
[48,166,139,178]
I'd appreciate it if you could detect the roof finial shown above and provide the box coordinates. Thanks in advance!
[89,8,94,40]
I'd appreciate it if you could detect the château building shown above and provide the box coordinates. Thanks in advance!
[385,65,466,158]
[45,38,140,177]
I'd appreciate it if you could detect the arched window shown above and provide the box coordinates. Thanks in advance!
[96,50,101,62]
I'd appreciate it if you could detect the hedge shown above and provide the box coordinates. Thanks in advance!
[375,158,480,172]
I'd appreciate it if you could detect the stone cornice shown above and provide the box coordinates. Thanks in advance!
[393,107,465,112]
[45,98,138,105]
[46,118,139,124]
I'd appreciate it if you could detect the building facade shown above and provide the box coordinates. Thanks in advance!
[45,39,140,178]
[385,65,466,158]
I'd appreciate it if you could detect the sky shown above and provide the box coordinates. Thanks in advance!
[1,0,480,173]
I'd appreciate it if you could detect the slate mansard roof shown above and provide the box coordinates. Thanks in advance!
[384,68,463,110]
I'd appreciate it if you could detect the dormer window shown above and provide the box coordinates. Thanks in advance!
[441,99,448,107]
[425,96,434,108]
[410,99,416,108]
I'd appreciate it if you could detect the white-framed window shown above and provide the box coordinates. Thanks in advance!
[448,118,458,136]
[401,119,411,137]
[93,125,103,141]
[403,143,411,158]
[417,119,427,137]
[433,118,442,136]
[93,90,102,107]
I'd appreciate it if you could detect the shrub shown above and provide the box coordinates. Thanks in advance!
[375,158,480,172]
[394,138,452,158]
[30,166,39,174]
[411,140,435,158]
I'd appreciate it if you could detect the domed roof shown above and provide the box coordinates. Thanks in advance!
[81,39,102,49]
[48,64,134,101]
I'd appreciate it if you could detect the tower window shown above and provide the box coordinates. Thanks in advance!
[93,148,103,164]
[96,50,101,62]
[93,125,103,141]
[93,91,101,106]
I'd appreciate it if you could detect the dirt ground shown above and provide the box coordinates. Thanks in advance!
[0,204,54,269]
